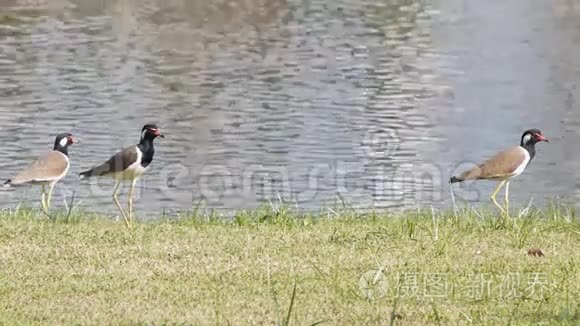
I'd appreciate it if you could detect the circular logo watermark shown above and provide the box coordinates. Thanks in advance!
[359,269,389,300]
[361,129,400,159]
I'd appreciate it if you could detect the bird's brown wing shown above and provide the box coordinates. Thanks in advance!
[10,151,69,184]
[80,146,138,177]
[458,146,527,181]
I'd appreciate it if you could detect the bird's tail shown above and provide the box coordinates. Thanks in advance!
[449,176,463,184]
[79,170,91,180]
[3,180,12,188]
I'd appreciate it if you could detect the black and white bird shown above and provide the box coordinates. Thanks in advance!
[4,133,78,213]
[79,124,164,227]
[450,129,548,216]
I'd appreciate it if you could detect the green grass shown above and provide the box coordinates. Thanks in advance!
[0,205,578,325]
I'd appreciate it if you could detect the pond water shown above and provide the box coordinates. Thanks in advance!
[1,0,579,216]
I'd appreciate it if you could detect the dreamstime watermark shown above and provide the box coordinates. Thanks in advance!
[0,158,485,210]
[0,138,486,212]
[162,159,481,206]
[358,270,551,301]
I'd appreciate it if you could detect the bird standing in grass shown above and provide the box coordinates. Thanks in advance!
[450,129,548,216]
[79,124,164,228]
[4,133,78,213]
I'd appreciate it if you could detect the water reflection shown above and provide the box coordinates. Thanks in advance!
[0,0,579,216]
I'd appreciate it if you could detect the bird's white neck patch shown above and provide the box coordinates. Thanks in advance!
[141,129,147,140]
[59,137,68,148]
[522,134,532,145]
[512,146,531,177]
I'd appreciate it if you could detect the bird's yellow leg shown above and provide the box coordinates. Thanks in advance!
[46,183,55,211]
[490,180,507,215]
[41,185,47,213]
[112,181,130,229]
[127,178,138,226]
[504,181,510,218]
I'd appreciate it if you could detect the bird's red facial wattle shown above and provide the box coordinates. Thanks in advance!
[534,133,548,142]
[147,128,164,138]
[67,136,78,145]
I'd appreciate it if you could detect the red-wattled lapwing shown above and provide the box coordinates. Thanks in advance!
[3,133,78,213]
[450,129,548,216]
[79,124,164,228]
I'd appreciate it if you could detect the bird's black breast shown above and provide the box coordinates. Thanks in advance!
[522,143,536,163]
[137,142,155,168]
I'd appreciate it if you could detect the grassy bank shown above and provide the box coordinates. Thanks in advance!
[0,207,578,325]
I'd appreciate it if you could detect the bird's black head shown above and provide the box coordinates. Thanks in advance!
[53,133,78,155]
[521,129,548,146]
[141,124,164,141]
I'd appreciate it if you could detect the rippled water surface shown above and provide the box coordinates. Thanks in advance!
[1,0,579,215]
